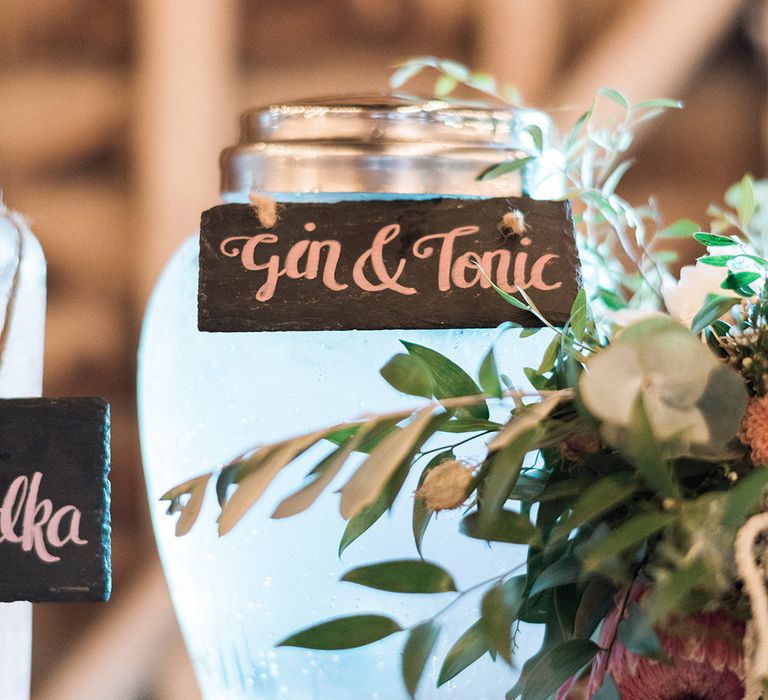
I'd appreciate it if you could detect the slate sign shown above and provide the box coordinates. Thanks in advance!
[198,196,580,332]
[0,398,110,602]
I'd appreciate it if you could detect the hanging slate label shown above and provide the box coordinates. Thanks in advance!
[0,398,110,602]
[198,196,580,332]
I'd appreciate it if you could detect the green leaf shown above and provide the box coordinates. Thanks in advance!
[570,288,588,341]
[161,474,211,537]
[617,602,671,663]
[481,425,544,525]
[438,59,470,81]
[389,61,426,88]
[583,511,674,572]
[339,412,448,553]
[596,287,627,311]
[530,555,582,596]
[691,294,737,333]
[538,334,560,373]
[574,578,617,638]
[656,218,700,239]
[602,159,634,196]
[434,74,458,97]
[440,418,502,433]
[693,232,736,247]
[340,408,435,520]
[479,347,503,399]
[402,341,488,419]
[278,615,402,650]
[460,509,541,546]
[626,395,679,499]
[412,451,452,556]
[521,639,600,700]
[597,86,629,108]
[481,577,525,664]
[697,254,735,267]
[272,421,376,519]
[380,353,434,398]
[633,98,684,110]
[341,560,457,594]
[737,174,756,230]
[722,469,768,530]
[722,270,760,296]
[552,473,636,541]
[592,672,621,700]
[524,124,544,153]
[437,620,489,686]
[219,428,333,535]
[478,156,537,182]
[402,622,440,698]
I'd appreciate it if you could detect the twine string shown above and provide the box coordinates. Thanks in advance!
[249,192,278,228]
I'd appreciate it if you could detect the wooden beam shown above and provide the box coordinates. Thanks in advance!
[473,0,565,103]
[33,563,178,700]
[133,0,237,308]
[548,0,745,118]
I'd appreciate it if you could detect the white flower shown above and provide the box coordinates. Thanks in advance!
[605,308,669,329]
[661,262,737,328]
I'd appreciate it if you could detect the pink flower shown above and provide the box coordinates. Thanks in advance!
[586,588,745,700]
[740,395,768,465]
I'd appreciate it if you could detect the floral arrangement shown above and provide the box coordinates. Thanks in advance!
[163,59,768,699]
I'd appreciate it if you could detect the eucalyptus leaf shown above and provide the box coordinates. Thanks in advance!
[481,425,544,525]
[460,509,541,546]
[481,577,525,664]
[277,614,402,650]
[437,620,489,687]
[722,469,768,530]
[219,428,333,535]
[412,451,452,556]
[583,511,674,572]
[478,156,537,182]
[161,474,211,537]
[479,347,503,399]
[272,422,375,519]
[693,232,736,247]
[691,294,737,333]
[520,639,600,700]
[340,408,435,520]
[402,341,488,419]
[625,395,679,499]
[440,418,502,434]
[570,288,588,341]
[341,559,457,594]
[402,622,440,698]
[380,353,434,399]
[656,219,700,239]
[617,602,671,664]
[597,87,629,108]
[596,287,627,311]
[633,98,683,110]
[737,174,756,229]
[530,555,582,596]
[552,472,636,541]
[592,672,621,700]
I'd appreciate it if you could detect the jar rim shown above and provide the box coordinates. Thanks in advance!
[237,93,550,147]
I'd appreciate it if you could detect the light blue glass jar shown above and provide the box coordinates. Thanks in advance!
[139,96,562,699]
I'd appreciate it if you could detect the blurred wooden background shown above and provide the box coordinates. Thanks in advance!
[0,0,765,697]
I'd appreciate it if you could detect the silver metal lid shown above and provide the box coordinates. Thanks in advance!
[238,94,543,146]
[220,94,554,198]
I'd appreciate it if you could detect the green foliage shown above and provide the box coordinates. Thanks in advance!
[277,615,402,650]
[402,622,440,697]
[437,620,490,687]
[341,560,457,594]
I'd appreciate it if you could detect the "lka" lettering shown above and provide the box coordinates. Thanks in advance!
[0,472,87,563]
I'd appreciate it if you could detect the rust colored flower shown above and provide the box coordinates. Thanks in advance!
[585,588,745,700]
[740,395,768,465]
[415,459,473,512]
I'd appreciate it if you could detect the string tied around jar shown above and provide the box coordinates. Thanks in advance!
[249,192,279,228]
